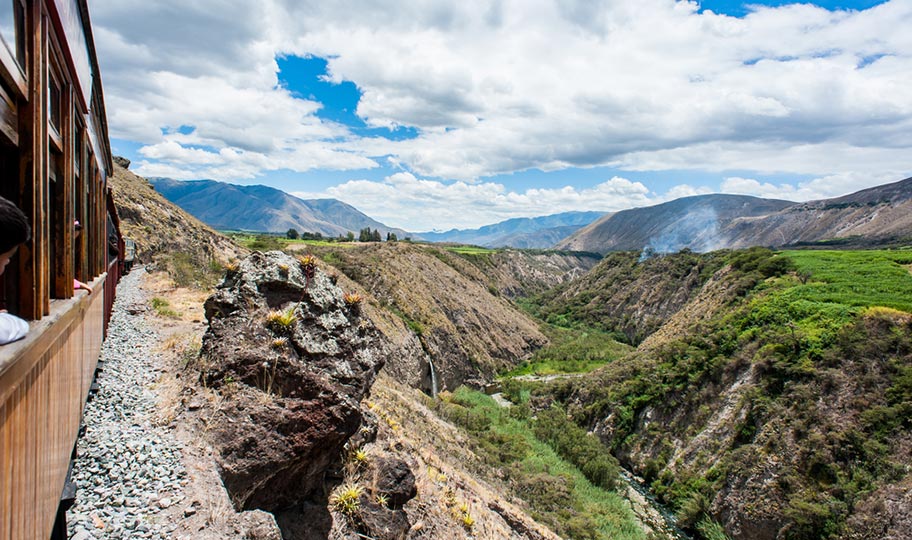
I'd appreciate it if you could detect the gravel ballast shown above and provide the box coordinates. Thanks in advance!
[67,268,187,540]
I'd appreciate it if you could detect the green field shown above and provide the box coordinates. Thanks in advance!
[443,245,498,255]
[782,250,912,313]
[505,325,633,376]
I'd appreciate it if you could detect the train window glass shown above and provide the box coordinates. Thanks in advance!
[48,74,62,142]
[0,0,24,68]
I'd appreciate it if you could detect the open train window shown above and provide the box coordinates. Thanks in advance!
[0,140,20,314]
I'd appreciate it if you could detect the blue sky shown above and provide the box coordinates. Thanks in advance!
[95,0,909,231]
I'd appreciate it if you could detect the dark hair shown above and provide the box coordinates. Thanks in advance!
[0,196,31,253]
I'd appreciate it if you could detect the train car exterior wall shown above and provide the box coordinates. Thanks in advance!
[0,1,114,538]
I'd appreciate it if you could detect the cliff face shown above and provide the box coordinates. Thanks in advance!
[199,251,391,512]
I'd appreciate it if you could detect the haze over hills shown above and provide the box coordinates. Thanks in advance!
[418,211,607,248]
[148,177,409,238]
[557,177,912,254]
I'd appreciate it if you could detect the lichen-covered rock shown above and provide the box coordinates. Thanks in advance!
[200,251,386,512]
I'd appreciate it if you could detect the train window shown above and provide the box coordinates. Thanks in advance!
[0,0,24,68]
[48,74,62,148]
[0,142,20,314]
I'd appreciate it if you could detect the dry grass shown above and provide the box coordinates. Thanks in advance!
[368,374,562,540]
[142,269,211,324]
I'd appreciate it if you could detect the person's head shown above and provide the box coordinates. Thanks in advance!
[0,196,30,276]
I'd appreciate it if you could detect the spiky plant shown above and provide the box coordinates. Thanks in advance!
[352,448,369,464]
[330,483,363,516]
[375,493,389,507]
[265,308,296,332]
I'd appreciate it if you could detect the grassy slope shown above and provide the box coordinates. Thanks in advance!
[430,387,648,540]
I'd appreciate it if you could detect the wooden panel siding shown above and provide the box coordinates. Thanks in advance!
[0,274,105,540]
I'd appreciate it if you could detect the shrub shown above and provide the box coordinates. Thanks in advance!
[249,235,282,251]
[534,406,620,491]
[150,297,180,319]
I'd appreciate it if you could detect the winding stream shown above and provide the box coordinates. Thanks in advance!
[619,468,691,540]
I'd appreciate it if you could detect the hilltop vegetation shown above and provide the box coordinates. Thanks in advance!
[530,248,912,540]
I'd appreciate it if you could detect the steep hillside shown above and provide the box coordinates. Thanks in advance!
[305,242,551,391]
[557,195,794,254]
[427,247,602,298]
[148,177,408,238]
[109,158,246,267]
[557,177,912,253]
[419,211,606,248]
[528,250,728,344]
[723,176,912,249]
[543,248,912,540]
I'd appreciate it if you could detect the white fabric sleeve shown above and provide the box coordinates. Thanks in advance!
[0,312,29,345]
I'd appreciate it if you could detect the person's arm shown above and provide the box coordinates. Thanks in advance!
[0,312,29,345]
[74,278,93,294]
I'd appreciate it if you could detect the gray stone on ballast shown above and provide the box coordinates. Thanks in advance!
[66,268,187,540]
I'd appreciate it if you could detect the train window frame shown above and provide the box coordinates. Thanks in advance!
[0,0,26,99]
[47,28,74,299]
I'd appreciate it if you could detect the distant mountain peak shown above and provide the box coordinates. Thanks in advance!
[148,177,408,238]
[418,210,607,249]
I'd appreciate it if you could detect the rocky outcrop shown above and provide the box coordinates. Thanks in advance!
[199,251,389,512]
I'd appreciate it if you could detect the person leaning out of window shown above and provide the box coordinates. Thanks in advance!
[0,196,31,345]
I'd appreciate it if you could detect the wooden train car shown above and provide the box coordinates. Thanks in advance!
[0,1,118,538]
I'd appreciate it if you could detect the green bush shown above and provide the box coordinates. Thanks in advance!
[534,406,620,491]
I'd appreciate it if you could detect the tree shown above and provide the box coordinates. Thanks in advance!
[387,232,398,242]
[371,229,381,242]
[286,228,299,240]
[346,231,355,242]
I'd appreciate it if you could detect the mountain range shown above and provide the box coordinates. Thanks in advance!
[148,173,912,254]
[557,176,912,253]
[417,211,607,248]
[148,178,410,238]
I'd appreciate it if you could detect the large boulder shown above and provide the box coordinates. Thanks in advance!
[200,251,386,511]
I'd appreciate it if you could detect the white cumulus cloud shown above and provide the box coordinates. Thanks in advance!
[91,0,912,226]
